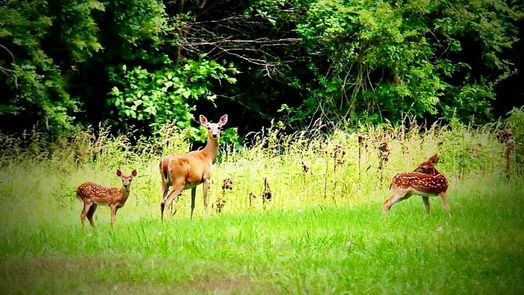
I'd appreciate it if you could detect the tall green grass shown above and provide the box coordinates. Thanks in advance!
[0,120,517,215]
[0,120,523,294]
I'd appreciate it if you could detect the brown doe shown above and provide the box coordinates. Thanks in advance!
[383,155,449,213]
[159,114,228,221]
[76,169,137,227]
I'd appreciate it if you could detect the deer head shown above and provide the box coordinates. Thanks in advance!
[116,169,137,190]
[200,114,228,139]
[413,154,439,176]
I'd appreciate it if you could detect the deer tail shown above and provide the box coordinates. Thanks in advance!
[160,158,171,184]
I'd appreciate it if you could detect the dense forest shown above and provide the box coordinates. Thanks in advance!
[1,0,523,138]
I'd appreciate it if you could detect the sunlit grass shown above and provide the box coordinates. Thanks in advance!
[0,122,523,293]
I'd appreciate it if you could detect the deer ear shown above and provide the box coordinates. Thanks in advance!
[218,114,228,126]
[116,169,122,177]
[131,170,137,177]
[199,115,208,125]
[430,154,439,164]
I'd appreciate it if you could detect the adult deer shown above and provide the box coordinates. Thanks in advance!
[160,114,228,221]
[383,155,449,213]
[77,169,137,227]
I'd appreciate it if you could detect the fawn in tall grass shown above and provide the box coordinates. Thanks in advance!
[383,155,449,213]
[76,169,137,227]
[159,114,228,221]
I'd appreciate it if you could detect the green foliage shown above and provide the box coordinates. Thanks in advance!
[108,58,237,135]
[103,0,167,59]
[0,0,522,135]
[293,0,522,124]
[506,106,524,164]
[7,62,77,132]
[0,0,80,133]
[0,0,171,134]
[50,0,105,62]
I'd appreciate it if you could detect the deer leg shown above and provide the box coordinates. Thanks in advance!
[169,197,180,216]
[161,186,183,222]
[110,205,118,227]
[171,194,182,216]
[160,164,171,214]
[439,192,451,213]
[160,161,169,199]
[190,187,196,220]
[162,179,176,216]
[383,194,396,213]
[203,180,210,218]
[81,202,93,226]
[86,204,97,227]
[161,182,168,199]
[422,196,430,214]
[169,198,176,216]
[383,190,408,213]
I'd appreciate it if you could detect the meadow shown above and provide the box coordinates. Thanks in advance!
[0,121,523,294]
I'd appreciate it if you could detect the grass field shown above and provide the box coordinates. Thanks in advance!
[0,123,523,294]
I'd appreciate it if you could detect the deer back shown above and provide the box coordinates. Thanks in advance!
[391,172,448,194]
[77,182,124,205]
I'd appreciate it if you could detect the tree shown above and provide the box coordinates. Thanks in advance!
[0,0,522,136]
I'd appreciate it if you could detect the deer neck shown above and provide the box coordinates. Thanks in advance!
[427,168,442,177]
[415,166,440,176]
[120,186,131,203]
[202,136,219,164]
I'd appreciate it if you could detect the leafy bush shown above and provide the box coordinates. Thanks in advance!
[292,0,521,124]
[506,106,524,164]
[108,57,237,136]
